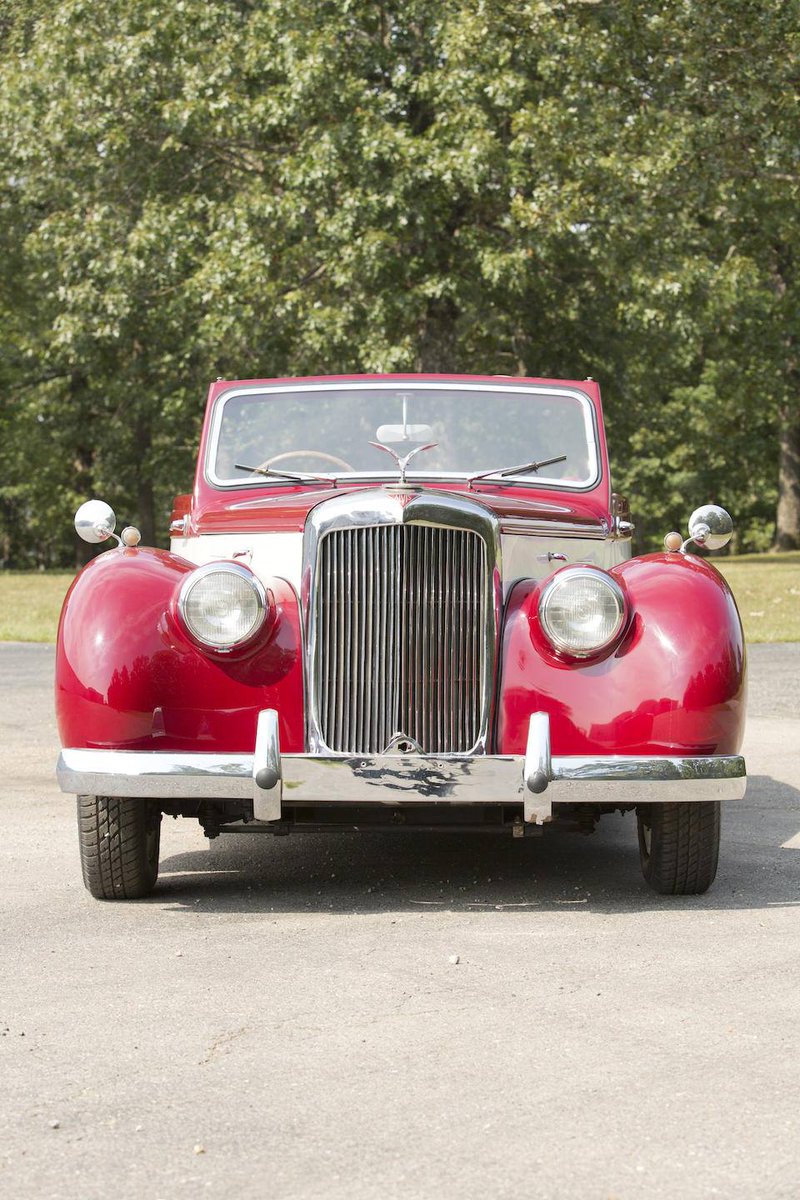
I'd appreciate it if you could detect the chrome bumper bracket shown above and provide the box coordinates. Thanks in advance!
[524,711,553,824]
[253,709,282,821]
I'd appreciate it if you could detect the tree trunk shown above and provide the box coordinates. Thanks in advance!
[135,417,157,546]
[774,401,800,550]
[416,297,458,373]
[770,248,799,551]
[71,371,97,570]
[137,475,156,547]
[75,538,96,570]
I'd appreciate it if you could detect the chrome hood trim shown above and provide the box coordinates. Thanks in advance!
[500,518,610,539]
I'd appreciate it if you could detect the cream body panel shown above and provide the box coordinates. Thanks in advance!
[172,529,631,599]
[171,533,304,590]
[500,533,630,595]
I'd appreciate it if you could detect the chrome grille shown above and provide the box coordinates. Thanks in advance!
[314,524,488,754]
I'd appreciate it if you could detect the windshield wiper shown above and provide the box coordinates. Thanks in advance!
[234,463,337,488]
[467,454,567,487]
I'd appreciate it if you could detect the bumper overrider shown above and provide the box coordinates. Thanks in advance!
[57,711,747,824]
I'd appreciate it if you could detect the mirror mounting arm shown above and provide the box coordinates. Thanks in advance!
[681,524,710,554]
[664,506,733,555]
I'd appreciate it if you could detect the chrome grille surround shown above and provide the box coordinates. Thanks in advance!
[303,489,502,755]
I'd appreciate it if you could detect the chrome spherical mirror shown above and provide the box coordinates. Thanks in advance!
[74,499,117,544]
[687,505,734,551]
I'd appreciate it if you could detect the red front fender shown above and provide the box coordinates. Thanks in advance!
[55,547,305,753]
[496,553,746,757]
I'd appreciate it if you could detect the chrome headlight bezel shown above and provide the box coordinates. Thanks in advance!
[538,566,627,659]
[176,562,269,652]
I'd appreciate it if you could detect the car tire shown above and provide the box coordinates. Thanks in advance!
[77,796,161,900]
[637,802,720,895]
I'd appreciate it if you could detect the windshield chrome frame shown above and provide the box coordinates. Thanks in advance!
[205,381,602,493]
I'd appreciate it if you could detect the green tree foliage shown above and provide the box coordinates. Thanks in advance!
[0,0,797,564]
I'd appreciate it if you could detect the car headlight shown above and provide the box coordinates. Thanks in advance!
[177,563,269,650]
[538,566,626,657]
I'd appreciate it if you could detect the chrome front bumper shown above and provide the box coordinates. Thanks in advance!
[57,710,747,825]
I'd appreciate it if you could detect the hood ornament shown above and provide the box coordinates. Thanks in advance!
[369,441,438,485]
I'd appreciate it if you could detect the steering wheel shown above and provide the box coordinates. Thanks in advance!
[255,449,356,473]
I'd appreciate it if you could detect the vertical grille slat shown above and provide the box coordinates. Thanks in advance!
[315,524,487,755]
[419,526,429,749]
[333,533,344,752]
[466,533,474,742]
[448,533,455,753]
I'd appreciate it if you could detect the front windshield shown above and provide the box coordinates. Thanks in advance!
[209,384,599,489]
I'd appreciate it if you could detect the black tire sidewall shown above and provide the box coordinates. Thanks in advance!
[78,795,161,900]
[636,801,720,896]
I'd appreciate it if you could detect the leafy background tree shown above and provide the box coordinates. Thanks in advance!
[0,0,796,566]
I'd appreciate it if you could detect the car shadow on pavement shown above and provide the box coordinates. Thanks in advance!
[150,774,800,916]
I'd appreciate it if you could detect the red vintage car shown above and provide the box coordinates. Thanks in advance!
[56,375,746,899]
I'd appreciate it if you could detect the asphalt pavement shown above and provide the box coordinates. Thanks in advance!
[1,642,798,1199]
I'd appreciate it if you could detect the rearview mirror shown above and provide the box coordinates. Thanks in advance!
[376,423,434,445]
[74,499,117,544]
[687,505,733,551]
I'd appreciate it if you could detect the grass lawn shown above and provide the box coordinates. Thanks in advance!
[0,572,74,643]
[714,551,800,644]
[0,552,798,644]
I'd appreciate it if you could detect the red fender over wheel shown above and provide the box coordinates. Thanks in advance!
[496,552,746,757]
[55,547,305,753]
